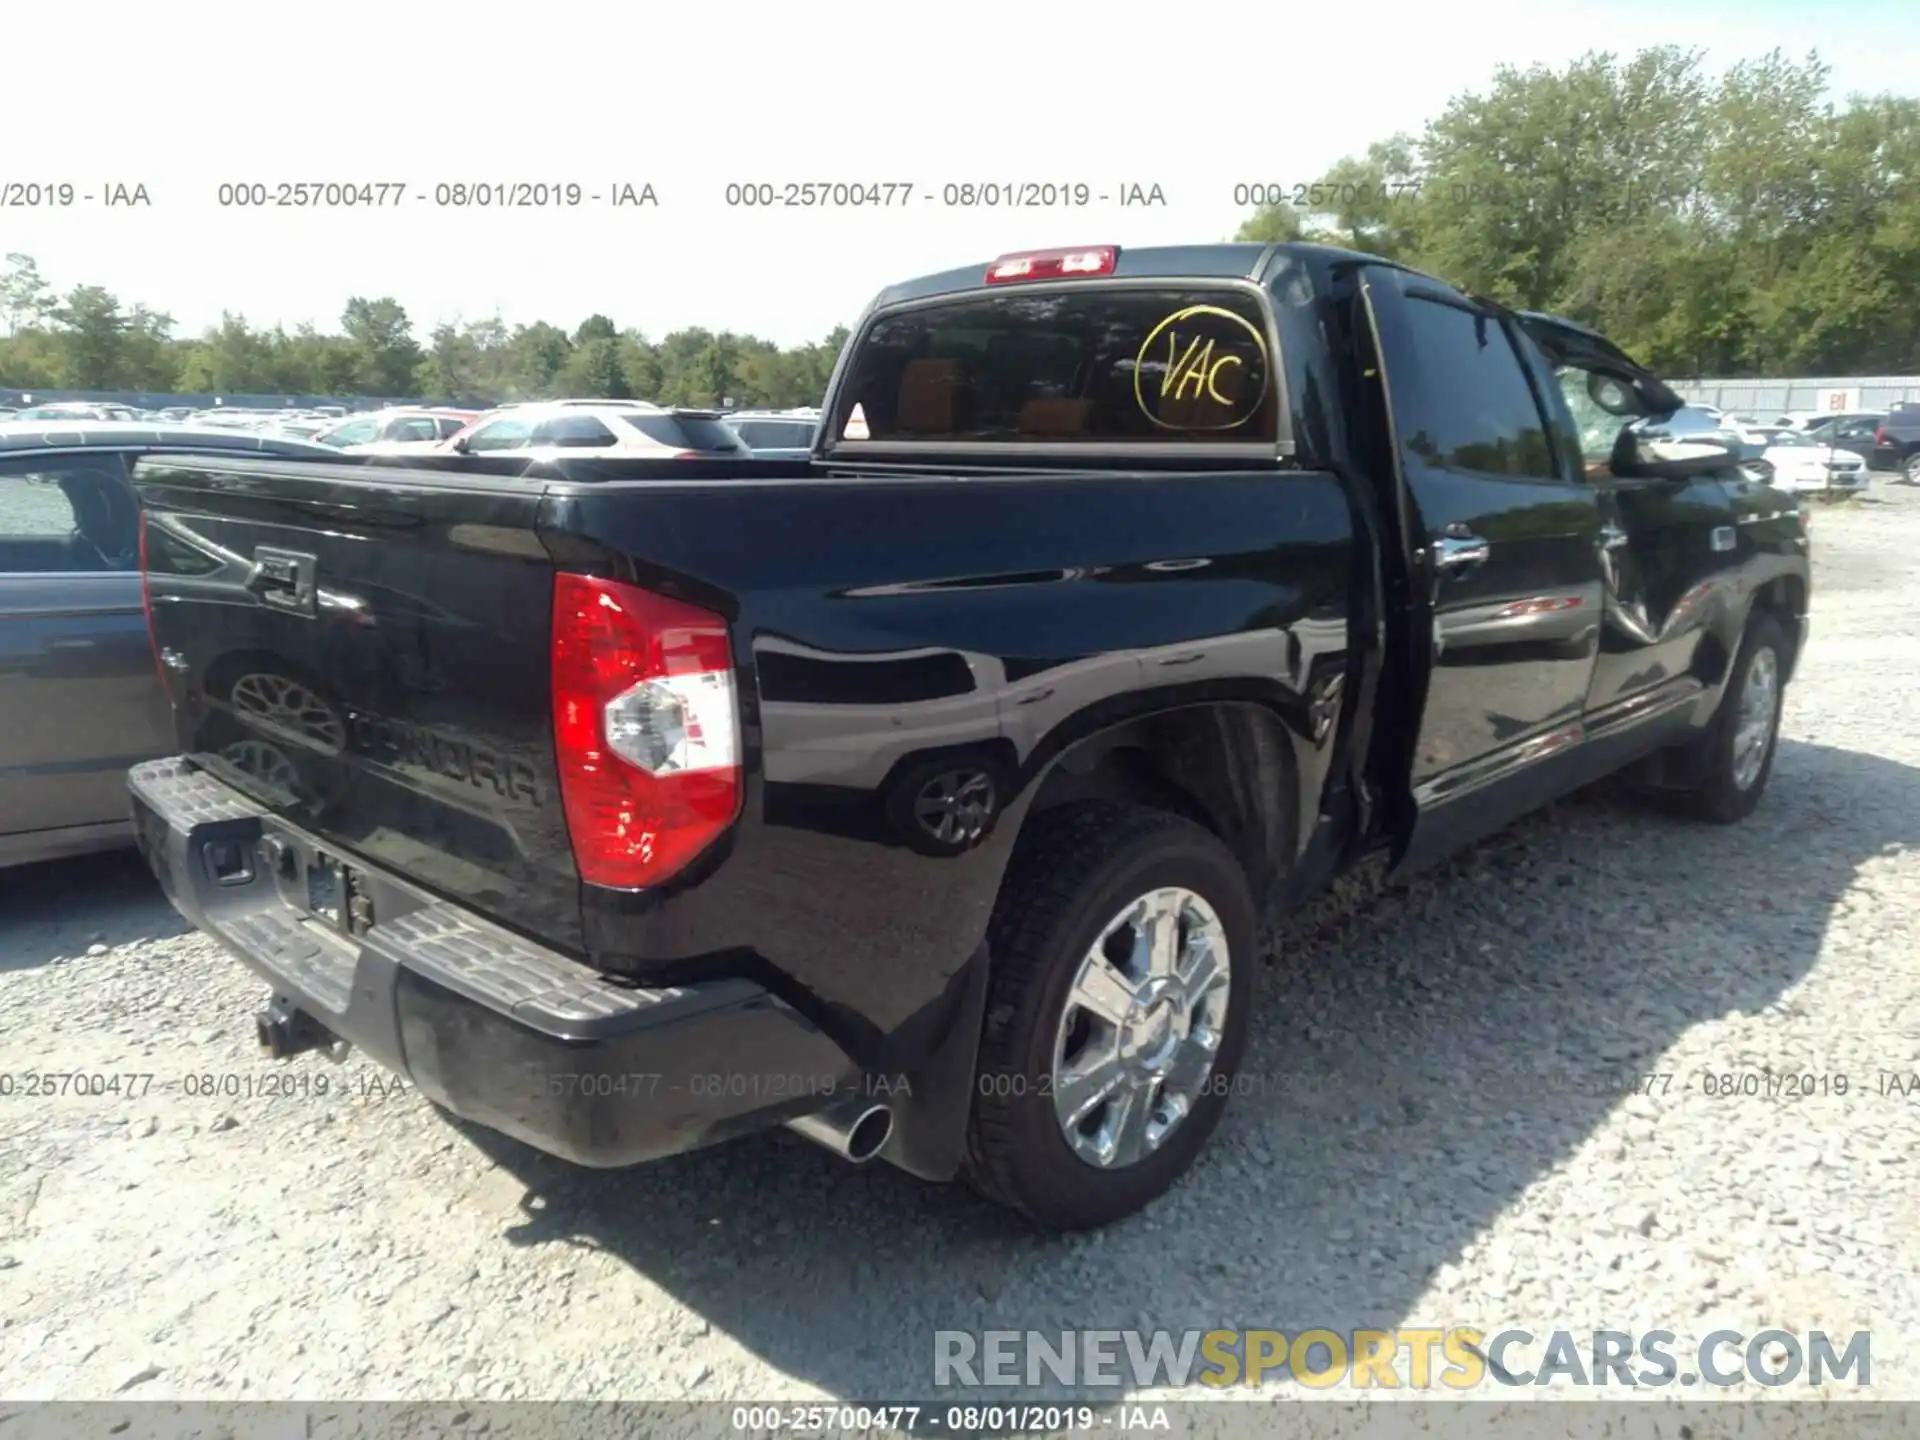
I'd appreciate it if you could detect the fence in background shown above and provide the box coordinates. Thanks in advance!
[1672,376,1920,416]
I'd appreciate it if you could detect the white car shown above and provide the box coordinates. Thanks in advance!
[443,402,749,458]
[317,408,476,450]
[1749,425,1869,494]
[12,401,145,422]
[269,416,332,439]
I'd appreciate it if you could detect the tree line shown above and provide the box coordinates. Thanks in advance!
[3,45,1917,403]
[1238,46,1920,378]
[0,258,848,410]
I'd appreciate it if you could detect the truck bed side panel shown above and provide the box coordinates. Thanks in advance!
[545,467,1358,1059]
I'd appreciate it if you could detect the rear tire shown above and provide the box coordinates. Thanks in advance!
[963,802,1256,1230]
[1670,613,1789,824]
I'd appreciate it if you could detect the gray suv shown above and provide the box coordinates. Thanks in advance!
[0,422,338,866]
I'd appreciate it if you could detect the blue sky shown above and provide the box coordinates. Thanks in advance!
[12,0,1917,347]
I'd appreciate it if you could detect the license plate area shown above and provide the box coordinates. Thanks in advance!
[301,846,372,937]
[306,852,342,926]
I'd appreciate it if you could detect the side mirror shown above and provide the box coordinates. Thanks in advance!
[1611,425,1745,481]
[1587,372,1641,417]
[448,436,471,454]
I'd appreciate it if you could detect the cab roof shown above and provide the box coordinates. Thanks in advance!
[868,241,1401,311]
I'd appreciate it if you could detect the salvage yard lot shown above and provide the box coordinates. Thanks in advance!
[2,489,1917,1403]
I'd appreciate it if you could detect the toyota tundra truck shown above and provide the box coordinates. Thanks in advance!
[126,242,1811,1230]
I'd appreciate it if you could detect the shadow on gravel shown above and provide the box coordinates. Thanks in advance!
[452,736,1917,1398]
[0,846,186,972]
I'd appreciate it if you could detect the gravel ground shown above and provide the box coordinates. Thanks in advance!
[2,485,1917,1413]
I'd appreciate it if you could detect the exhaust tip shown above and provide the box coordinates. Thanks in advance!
[844,1104,893,1164]
[783,1098,895,1165]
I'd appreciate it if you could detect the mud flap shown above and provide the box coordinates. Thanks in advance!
[876,941,992,1183]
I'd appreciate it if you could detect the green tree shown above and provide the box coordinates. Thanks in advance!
[176,312,275,392]
[418,321,484,400]
[574,314,619,346]
[0,327,63,387]
[341,296,425,396]
[1229,44,1920,378]
[507,321,573,397]
[560,337,632,398]
[1,254,55,336]
[50,286,129,388]
[620,333,664,400]
[118,306,180,390]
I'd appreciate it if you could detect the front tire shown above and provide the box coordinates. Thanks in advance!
[963,802,1257,1230]
[1672,613,1790,824]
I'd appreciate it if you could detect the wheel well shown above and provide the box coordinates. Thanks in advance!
[1749,574,1807,679]
[1021,704,1298,919]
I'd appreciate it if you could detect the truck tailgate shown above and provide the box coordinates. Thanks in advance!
[132,454,583,952]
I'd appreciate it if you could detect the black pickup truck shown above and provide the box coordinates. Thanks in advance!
[127,242,1810,1230]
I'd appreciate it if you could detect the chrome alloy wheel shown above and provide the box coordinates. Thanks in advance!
[1730,644,1780,792]
[1050,887,1232,1169]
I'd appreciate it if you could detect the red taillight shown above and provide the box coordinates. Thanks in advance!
[984,246,1117,284]
[550,573,741,888]
[137,512,168,689]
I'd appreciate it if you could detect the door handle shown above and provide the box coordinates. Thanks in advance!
[1600,523,1630,550]
[246,562,297,596]
[1432,534,1491,570]
[246,548,317,616]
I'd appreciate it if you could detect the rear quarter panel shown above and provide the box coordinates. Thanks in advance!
[546,466,1359,1066]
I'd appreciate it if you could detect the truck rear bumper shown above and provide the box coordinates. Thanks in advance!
[128,757,864,1168]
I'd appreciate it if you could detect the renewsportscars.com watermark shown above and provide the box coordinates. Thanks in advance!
[934,1328,1871,1390]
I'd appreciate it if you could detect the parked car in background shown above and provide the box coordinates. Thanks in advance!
[267,414,334,440]
[1749,426,1870,494]
[1870,404,1920,483]
[313,408,476,449]
[1799,411,1886,464]
[439,402,749,458]
[1624,404,1775,485]
[188,409,269,430]
[724,409,820,458]
[13,401,147,423]
[0,421,341,867]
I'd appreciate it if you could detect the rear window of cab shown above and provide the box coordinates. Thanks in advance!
[830,287,1279,446]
